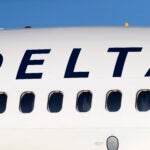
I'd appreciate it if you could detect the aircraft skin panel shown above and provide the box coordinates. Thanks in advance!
[0,128,149,150]
[0,27,149,149]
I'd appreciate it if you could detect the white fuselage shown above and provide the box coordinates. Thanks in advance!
[0,27,150,149]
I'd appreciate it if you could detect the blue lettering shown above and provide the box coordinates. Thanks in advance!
[64,48,89,78]
[108,47,142,77]
[16,49,50,79]
[145,69,150,77]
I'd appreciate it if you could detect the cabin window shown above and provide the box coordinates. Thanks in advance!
[136,90,150,111]
[0,93,7,113]
[19,92,35,113]
[48,91,63,113]
[106,90,122,112]
[76,91,92,112]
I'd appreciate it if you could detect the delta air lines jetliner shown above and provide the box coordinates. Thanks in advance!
[0,27,150,150]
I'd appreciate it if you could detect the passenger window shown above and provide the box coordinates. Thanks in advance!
[19,92,35,113]
[0,93,7,113]
[106,90,122,112]
[76,91,92,112]
[136,90,150,111]
[48,91,63,113]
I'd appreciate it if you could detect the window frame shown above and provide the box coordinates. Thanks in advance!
[47,91,63,113]
[76,90,92,113]
[0,92,7,114]
[136,89,150,112]
[19,91,35,113]
[106,90,122,112]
